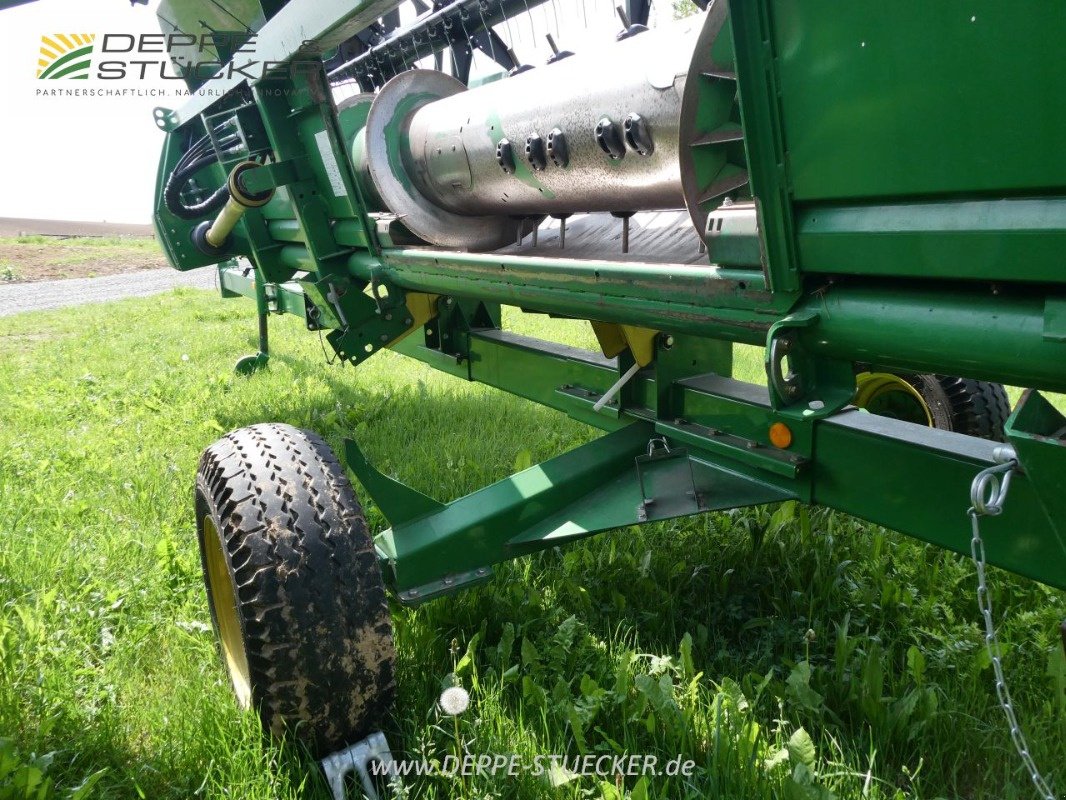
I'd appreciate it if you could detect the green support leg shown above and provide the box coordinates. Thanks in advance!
[235,267,271,375]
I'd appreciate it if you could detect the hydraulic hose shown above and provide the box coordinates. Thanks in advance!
[163,134,242,221]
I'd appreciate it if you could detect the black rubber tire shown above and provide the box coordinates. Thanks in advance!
[195,423,395,757]
[906,374,1011,441]
[905,373,956,431]
[933,375,1012,442]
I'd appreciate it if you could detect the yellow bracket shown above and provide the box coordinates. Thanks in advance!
[386,292,439,348]
[590,321,658,367]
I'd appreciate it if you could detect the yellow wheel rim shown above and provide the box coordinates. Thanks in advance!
[203,515,252,709]
[854,372,934,427]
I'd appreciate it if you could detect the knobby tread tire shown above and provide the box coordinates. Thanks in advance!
[935,376,1012,442]
[901,373,1011,441]
[195,423,395,757]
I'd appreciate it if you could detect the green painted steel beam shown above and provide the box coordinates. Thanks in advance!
[391,328,632,428]
[218,264,306,319]
[372,423,653,600]
[218,265,258,299]
[373,421,796,601]
[379,248,772,311]
[265,219,370,249]
[376,248,777,343]
[247,238,1066,395]
[363,363,1066,600]
[799,283,1066,393]
[378,251,1066,394]
[816,408,1066,591]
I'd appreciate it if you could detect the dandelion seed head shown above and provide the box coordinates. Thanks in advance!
[439,686,470,716]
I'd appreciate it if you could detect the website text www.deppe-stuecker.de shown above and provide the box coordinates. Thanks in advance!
[370,753,697,779]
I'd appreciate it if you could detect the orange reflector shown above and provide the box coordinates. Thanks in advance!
[769,422,793,449]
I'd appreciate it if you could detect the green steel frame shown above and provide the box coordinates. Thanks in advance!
[154,0,1066,602]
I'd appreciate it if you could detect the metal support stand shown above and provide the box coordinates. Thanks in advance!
[235,268,271,375]
[320,731,399,800]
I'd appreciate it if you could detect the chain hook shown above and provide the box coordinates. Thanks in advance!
[969,459,1016,516]
[966,457,1056,800]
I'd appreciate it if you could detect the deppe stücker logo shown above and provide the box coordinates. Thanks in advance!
[37,34,97,80]
[34,31,322,94]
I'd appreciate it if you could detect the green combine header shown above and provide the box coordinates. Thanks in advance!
[148,1,1064,794]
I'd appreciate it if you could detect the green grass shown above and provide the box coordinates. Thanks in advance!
[3,236,162,267]
[7,236,159,251]
[0,290,1063,799]
[0,237,164,281]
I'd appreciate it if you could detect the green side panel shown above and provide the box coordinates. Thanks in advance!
[796,199,1066,284]
[772,1,1066,201]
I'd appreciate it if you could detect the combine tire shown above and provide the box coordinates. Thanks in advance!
[194,423,395,757]
[927,375,1011,442]
[855,372,1011,441]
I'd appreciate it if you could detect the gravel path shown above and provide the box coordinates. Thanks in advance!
[0,267,216,317]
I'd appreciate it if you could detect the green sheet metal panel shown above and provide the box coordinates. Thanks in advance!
[771,1,1066,201]
[795,198,1066,283]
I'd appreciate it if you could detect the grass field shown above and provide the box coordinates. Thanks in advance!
[0,288,1063,799]
[0,237,166,283]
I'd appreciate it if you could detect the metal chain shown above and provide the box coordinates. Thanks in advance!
[968,460,1055,800]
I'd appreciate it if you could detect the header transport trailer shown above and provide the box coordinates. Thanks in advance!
[150,0,1063,793]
